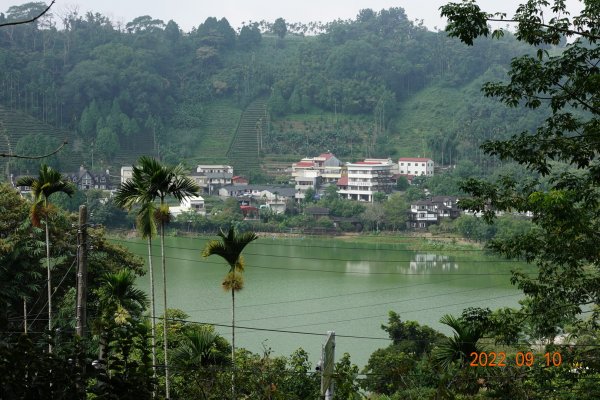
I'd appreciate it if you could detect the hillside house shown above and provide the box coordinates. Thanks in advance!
[399,158,434,177]
[65,166,112,190]
[407,196,460,229]
[218,185,295,214]
[292,152,343,200]
[337,159,394,202]
[191,165,234,194]
[169,195,206,217]
[232,176,248,185]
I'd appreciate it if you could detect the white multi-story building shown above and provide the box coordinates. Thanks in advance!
[337,159,394,202]
[190,165,234,194]
[292,153,342,200]
[398,158,434,177]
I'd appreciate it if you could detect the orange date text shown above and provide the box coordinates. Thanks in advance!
[469,352,562,367]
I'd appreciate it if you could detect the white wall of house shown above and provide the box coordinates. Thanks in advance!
[293,169,320,200]
[196,165,233,174]
[171,195,206,217]
[120,166,133,184]
[399,158,434,176]
[192,165,234,193]
[338,160,394,202]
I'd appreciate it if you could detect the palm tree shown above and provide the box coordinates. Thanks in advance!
[16,164,74,351]
[202,226,258,399]
[115,156,199,399]
[115,181,159,380]
[171,326,231,400]
[431,314,484,371]
[96,269,149,385]
[99,269,149,324]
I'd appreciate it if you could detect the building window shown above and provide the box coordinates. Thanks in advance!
[408,163,411,166]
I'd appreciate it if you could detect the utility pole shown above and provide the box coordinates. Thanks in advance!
[75,205,88,399]
[75,205,88,338]
[318,331,335,400]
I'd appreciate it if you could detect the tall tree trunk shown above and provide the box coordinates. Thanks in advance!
[231,287,235,400]
[148,237,157,394]
[45,220,52,353]
[161,221,170,399]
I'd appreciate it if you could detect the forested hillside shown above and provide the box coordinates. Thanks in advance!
[0,2,553,177]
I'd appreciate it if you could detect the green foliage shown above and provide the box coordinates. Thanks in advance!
[333,353,361,400]
[396,176,409,191]
[0,2,550,176]
[443,0,600,340]
[361,346,416,395]
[361,203,385,232]
[95,126,119,162]
[0,335,81,400]
[0,184,44,330]
[301,187,316,204]
[12,133,63,173]
[211,197,244,227]
[381,311,445,356]
[239,23,262,49]
[373,191,387,203]
[383,193,407,231]
[272,18,287,39]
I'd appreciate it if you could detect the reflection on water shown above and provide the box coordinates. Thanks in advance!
[345,261,375,274]
[408,253,458,272]
[344,254,458,275]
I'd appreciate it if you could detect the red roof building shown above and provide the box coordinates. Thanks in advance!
[232,176,249,185]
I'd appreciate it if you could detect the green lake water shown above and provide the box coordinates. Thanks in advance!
[115,235,530,368]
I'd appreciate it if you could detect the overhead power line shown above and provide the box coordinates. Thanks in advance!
[230,283,513,325]
[0,139,67,159]
[272,292,524,331]
[125,249,524,275]
[183,276,470,313]
[109,232,492,252]
[0,0,55,28]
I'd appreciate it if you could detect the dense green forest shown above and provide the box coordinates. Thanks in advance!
[0,2,551,178]
[4,1,600,399]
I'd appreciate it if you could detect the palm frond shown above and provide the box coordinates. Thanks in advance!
[100,269,149,311]
[167,166,200,201]
[136,202,157,239]
[15,176,36,188]
[202,240,229,261]
[172,327,231,372]
[18,164,75,205]
[432,314,484,371]
[114,179,148,209]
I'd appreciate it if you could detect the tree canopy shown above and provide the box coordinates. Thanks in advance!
[441,0,600,338]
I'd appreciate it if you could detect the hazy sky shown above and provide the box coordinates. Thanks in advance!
[0,0,584,33]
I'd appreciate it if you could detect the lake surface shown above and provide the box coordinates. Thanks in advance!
[115,235,529,368]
